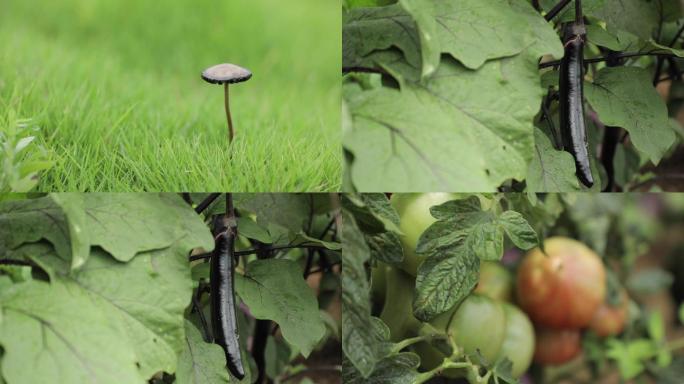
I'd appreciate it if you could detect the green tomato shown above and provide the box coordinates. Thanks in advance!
[475,261,513,302]
[379,267,421,341]
[496,303,535,378]
[390,193,456,276]
[415,295,506,370]
[446,294,506,363]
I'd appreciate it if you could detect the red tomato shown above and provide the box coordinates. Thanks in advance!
[533,327,582,365]
[516,237,606,328]
[589,289,629,338]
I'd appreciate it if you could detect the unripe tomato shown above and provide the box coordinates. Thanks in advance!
[589,289,629,338]
[390,193,456,276]
[475,261,513,302]
[533,327,581,365]
[379,267,421,341]
[414,295,506,378]
[496,303,535,378]
[516,237,606,328]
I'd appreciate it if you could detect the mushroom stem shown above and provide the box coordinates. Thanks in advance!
[224,83,234,143]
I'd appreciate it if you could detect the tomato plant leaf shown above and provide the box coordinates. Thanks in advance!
[176,320,233,384]
[342,194,400,234]
[585,67,676,165]
[235,259,325,358]
[340,210,378,377]
[413,196,537,320]
[366,231,404,265]
[527,127,581,192]
[498,210,539,250]
[342,352,420,384]
[0,279,145,384]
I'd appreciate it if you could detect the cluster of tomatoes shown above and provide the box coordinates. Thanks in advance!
[371,194,629,380]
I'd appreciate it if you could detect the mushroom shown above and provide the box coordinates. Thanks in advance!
[201,63,252,143]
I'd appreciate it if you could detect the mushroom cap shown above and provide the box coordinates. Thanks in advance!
[201,63,252,84]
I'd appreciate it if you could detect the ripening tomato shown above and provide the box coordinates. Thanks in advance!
[390,193,456,276]
[475,261,513,302]
[589,289,629,338]
[533,327,582,365]
[516,237,606,328]
[496,303,535,378]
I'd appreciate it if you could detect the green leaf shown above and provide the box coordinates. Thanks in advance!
[176,320,233,384]
[342,194,400,234]
[585,67,676,164]
[237,194,311,233]
[82,193,213,262]
[585,24,640,52]
[0,196,71,263]
[346,52,546,191]
[235,259,325,357]
[236,217,272,243]
[343,0,561,71]
[50,193,90,270]
[366,232,404,264]
[399,0,439,78]
[13,242,197,378]
[342,352,421,384]
[498,210,539,250]
[341,210,377,377]
[592,0,659,41]
[413,196,536,320]
[0,279,145,384]
[527,127,581,192]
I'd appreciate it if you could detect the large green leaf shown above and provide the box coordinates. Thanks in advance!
[0,279,145,384]
[585,67,676,164]
[176,320,233,384]
[345,52,546,191]
[343,0,561,71]
[235,259,325,357]
[0,194,213,265]
[82,193,213,262]
[11,242,197,379]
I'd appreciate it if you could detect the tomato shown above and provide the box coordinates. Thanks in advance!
[414,294,506,378]
[475,261,513,302]
[390,193,456,276]
[516,237,606,328]
[589,289,629,338]
[496,303,535,378]
[533,327,582,365]
[379,267,421,341]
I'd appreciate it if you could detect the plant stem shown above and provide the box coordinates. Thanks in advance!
[544,0,572,21]
[0,259,34,267]
[539,51,680,69]
[224,83,234,144]
[194,193,221,214]
[252,319,271,384]
[391,335,435,353]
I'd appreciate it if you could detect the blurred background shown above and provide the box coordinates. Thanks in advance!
[0,0,340,191]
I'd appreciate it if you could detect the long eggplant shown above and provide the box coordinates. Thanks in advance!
[210,231,246,379]
[559,22,594,188]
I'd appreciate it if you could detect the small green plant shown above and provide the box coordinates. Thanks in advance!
[0,109,53,192]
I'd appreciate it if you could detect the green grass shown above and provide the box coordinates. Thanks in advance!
[0,0,341,191]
